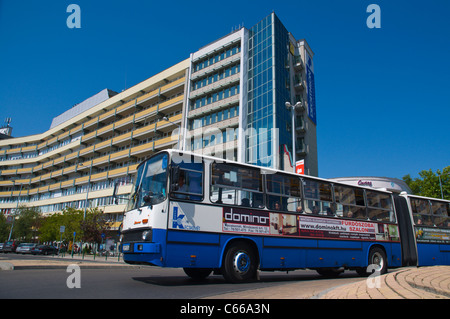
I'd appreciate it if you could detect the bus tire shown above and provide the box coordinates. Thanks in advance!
[357,246,388,277]
[183,268,212,280]
[221,242,258,283]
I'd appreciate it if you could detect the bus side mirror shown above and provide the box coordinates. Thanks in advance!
[143,191,153,209]
[171,166,180,190]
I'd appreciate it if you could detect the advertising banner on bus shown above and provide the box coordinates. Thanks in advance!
[222,207,270,234]
[221,207,400,242]
[298,216,377,240]
[415,227,450,243]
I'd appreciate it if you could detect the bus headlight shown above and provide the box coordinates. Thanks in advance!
[142,230,152,241]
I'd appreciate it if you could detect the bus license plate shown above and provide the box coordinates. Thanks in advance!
[122,244,130,252]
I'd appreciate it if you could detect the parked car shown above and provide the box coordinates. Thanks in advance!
[0,242,4,252]
[3,240,21,253]
[15,243,37,254]
[31,245,58,255]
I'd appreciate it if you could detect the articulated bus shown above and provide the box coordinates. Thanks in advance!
[120,150,450,283]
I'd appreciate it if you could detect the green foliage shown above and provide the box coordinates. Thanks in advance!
[39,207,84,243]
[403,166,450,200]
[12,206,42,241]
[0,206,111,244]
[0,206,42,242]
[38,207,109,244]
[0,213,10,242]
[0,206,110,243]
[80,207,111,244]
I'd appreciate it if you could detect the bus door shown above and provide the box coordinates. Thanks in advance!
[394,195,418,266]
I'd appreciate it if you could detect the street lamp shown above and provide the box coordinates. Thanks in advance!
[285,101,302,173]
[78,162,93,220]
[438,172,450,199]
[8,184,23,241]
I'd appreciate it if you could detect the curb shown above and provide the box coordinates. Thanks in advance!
[9,264,140,270]
[0,262,14,271]
[319,266,450,299]
[0,258,140,271]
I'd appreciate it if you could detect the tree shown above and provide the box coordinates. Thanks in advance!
[38,207,110,245]
[39,207,84,243]
[9,206,42,242]
[403,166,450,200]
[80,207,110,244]
[0,213,10,242]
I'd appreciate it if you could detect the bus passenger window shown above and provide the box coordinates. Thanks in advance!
[266,173,302,212]
[366,191,395,222]
[411,198,430,215]
[431,200,449,227]
[334,185,367,220]
[210,162,263,208]
[410,198,433,226]
[302,179,333,215]
[170,160,204,201]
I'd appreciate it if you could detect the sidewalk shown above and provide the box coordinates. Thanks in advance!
[0,252,137,270]
[205,266,450,299]
[318,266,450,299]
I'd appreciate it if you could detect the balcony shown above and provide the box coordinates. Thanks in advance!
[295,101,305,112]
[294,55,303,70]
[191,54,240,81]
[188,94,239,118]
[294,77,304,91]
[189,73,240,100]
[296,142,307,156]
[295,116,306,133]
[130,143,154,157]
[109,149,130,162]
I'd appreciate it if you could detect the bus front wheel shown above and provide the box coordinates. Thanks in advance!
[222,242,258,283]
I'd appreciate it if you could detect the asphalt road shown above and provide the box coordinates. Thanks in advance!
[0,258,364,299]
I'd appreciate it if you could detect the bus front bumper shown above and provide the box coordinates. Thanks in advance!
[122,242,160,254]
[121,242,163,266]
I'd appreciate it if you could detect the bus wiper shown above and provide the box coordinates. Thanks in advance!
[112,182,132,204]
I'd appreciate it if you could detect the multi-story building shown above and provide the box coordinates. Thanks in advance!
[0,60,189,228]
[0,12,317,231]
[184,13,318,175]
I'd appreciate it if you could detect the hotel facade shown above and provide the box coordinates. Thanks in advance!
[0,13,318,229]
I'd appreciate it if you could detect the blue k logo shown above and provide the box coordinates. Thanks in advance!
[172,207,185,229]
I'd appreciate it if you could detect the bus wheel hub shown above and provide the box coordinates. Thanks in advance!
[233,251,250,274]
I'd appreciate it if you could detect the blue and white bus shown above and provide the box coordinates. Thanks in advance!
[119,150,450,283]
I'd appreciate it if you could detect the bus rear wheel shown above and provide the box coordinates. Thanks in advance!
[356,246,388,276]
[222,242,258,283]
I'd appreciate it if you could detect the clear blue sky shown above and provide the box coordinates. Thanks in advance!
[0,0,449,180]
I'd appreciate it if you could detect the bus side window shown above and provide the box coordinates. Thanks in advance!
[170,161,204,201]
[210,162,263,208]
[431,200,449,227]
[411,198,432,226]
[334,185,367,220]
[266,173,302,212]
[366,191,395,222]
[302,179,334,216]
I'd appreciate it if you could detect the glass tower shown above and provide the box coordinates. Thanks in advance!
[246,13,293,169]
[186,12,318,175]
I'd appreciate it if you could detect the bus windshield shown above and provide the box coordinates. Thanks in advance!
[127,152,168,210]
